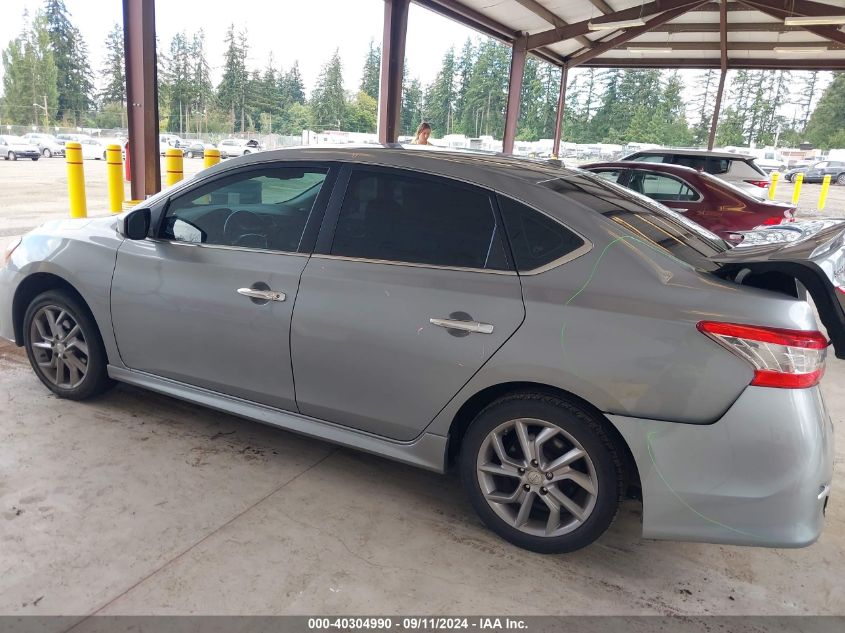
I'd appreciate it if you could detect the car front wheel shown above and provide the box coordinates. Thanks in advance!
[42,148,52,158]
[23,290,114,400]
[8,151,17,161]
[837,174,845,186]
[460,393,622,553]
[31,156,39,161]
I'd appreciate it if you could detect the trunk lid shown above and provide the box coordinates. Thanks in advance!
[711,220,845,358]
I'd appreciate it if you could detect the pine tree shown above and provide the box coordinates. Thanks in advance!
[424,47,456,136]
[805,72,845,149]
[217,24,248,133]
[795,71,820,132]
[360,39,380,100]
[459,39,509,138]
[311,49,346,130]
[401,75,424,136]
[43,0,93,124]
[99,23,125,107]
[162,32,193,134]
[453,38,475,135]
[190,31,214,135]
[279,62,306,107]
[1,10,59,126]
[690,69,718,146]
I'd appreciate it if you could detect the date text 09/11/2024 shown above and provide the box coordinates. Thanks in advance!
[307,617,529,630]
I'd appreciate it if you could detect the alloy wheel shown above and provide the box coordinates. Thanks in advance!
[837,174,845,186]
[476,418,598,537]
[43,148,52,158]
[28,305,89,389]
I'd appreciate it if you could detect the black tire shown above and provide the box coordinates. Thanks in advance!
[785,174,793,183]
[9,151,17,161]
[23,289,114,400]
[837,173,845,186]
[460,393,622,554]
[42,148,52,158]
[31,156,39,161]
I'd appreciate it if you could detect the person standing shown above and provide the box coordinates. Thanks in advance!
[411,122,432,145]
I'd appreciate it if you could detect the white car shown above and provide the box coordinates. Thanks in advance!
[79,138,106,160]
[21,133,65,158]
[0,135,41,161]
[217,138,262,158]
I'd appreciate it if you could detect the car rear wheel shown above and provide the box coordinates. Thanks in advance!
[186,151,194,159]
[42,148,52,158]
[31,156,39,161]
[8,151,17,161]
[460,393,622,553]
[837,174,845,186]
[23,290,114,400]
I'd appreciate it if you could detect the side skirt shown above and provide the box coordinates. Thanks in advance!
[108,366,448,473]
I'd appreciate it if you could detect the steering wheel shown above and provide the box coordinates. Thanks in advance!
[223,209,268,249]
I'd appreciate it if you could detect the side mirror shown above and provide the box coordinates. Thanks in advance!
[119,208,151,240]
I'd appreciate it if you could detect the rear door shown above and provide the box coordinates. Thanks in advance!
[713,222,845,358]
[289,166,525,441]
[805,161,828,182]
[627,169,711,228]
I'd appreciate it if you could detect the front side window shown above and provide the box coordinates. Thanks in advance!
[161,167,328,252]
[330,170,510,270]
[631,154,666,163]
[588,169,624,184]
[629,171,699,202]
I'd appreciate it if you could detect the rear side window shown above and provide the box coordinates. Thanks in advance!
[628,171,699,202]
[630,153,666,163]
[672,155,707,171]
[331,170,510,271]
[497,196,585,272]
[587,169,624,184]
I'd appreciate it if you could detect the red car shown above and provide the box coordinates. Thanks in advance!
[583,161,794,241]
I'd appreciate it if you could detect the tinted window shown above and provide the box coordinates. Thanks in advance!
[588,169,624,183]
[629,171,699,202]
[331,170,509,270]
[672,154,707,171]
[708,158,730,174]
[161,167,327,252]
[498,196,585,272]
[631,153,666,163]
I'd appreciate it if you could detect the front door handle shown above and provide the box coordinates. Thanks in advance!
[237,287,286,302]
[430,317,494,334]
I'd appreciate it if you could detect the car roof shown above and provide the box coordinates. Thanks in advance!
[202,145,576,189]
[583,160,704,176]
[628,148,755,160]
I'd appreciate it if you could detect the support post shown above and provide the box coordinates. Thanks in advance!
[123,0,161,199]
[502,37,528,155]
[378,0,410,144]
[552,65,568,159]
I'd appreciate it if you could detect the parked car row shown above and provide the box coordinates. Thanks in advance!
[159,135,264,159]
[783,160,845,184]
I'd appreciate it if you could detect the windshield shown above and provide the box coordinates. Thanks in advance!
[544,170,729,271]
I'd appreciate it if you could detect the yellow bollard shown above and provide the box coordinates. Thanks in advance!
[768,171,779,200]
[106,144,123,214]
[203,148,220,169]
[165,147,184,187]
[791,172,804,205]
[819,174,831,211]
[65,142,87,218]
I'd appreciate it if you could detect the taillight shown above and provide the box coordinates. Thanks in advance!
[697,321,828,389]
[745,179,770,188]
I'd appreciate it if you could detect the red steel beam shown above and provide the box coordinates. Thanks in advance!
[567,1,709,67]
[123,0,160,199]
[708,0,729,150]
[379,0,410,144]
[502,38,528,155]
[552,65,568,158]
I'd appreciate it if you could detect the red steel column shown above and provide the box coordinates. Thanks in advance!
[502,37,527,155]
[378,0,410,144]
[123,0,161,199]
[552,65,568,158]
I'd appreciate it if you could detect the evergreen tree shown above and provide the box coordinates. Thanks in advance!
[190,31,214,135]
[459,39,509,138]
[279,62,305,107]
[360,39,380,100]
[805,72,845,149]
[795,71,820,132]
[99,23,125,107]
[217,24,248,133]
[588,69,622,141]
[43,0,93,124]
[1,11,58,126]
[401,75,424,136]
[453,38,475,134]
[311,49,346,130]
[690,69,718,146]
[424,47,456,136]
[162,32,193,134]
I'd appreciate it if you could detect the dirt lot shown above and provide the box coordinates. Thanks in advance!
[0,153,843,621]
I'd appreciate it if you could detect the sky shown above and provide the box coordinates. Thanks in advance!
[0,0,477,96]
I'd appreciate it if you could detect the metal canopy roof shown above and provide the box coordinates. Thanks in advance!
[416,0,845,70]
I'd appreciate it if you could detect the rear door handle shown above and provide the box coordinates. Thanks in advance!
[237,288,286,302]
[430,317,494,334]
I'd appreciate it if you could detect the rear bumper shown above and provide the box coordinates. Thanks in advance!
[608,385,833,547]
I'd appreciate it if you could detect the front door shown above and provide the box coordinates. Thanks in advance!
[111,164,334,411]
[290,167,525,441]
